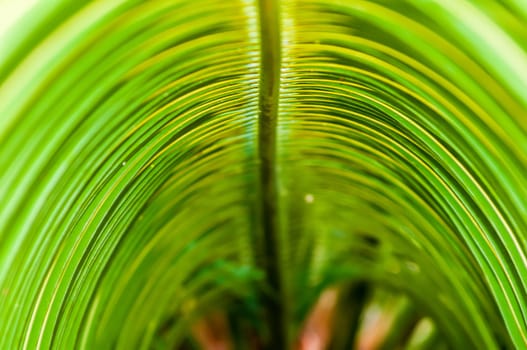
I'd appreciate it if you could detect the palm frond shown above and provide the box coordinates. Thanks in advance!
[1,0,526,349]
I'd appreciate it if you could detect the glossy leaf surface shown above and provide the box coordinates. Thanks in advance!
[1,1,526,349]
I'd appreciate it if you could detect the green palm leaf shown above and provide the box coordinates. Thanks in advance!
[1,0,526,349]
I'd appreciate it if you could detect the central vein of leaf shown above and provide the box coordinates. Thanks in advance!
[257,0,286,347]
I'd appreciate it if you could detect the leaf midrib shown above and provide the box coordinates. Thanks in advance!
[257,0,287,348]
